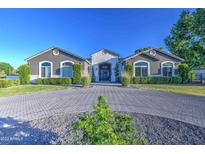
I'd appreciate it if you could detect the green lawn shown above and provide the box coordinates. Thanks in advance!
[136,85,205,97]
[0,85,70,97]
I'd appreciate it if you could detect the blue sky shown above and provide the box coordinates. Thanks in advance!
[0,8,191,69]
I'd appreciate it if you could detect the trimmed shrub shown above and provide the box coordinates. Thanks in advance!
[91,66,95,82]
[35,78,72,85]
[13,80,20,86]
[188,70,195,83]
[178,64,190,83]
[61,78,72,85]
[72,96,147,145]
[35,78,43,85]
[82,76,91,87]
[0,79,13,88]
[121,74,130,87]
[125,64,133,83]
[132,77,182,84]
[73,63,82,84]
[125,64,133,77]
[114,63,120,82]
[17,64,31,85]
[48,78,61,84]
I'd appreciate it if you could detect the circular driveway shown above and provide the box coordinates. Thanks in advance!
[0,86,205,128]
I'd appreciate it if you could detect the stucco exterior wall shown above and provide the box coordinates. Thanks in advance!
[27,48,89,81]
[91,50,119,82]
[124,50,181,76]
[26,47,182,83]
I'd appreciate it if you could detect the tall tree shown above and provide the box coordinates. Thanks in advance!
[165,9,205,68]
[0,62,14,75]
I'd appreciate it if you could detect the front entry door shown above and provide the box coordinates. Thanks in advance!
[101,69,110,81]
[99,63,111,82]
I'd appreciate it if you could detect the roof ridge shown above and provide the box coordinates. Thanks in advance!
[90,48,120,57]
[123,47,183,61]
[25,46,91,64]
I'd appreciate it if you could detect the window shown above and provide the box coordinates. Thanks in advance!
[162,62,173,77]
[61,62,73,78]
[41,62,51,78]
[135,62,148,77]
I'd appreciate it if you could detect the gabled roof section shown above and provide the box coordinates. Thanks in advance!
[151,48,184,61]
[141,52,159,61]
[123,48,184,62]
[91,48,119,57]
[25,46,91,64]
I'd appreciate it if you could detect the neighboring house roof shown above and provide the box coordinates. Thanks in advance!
[91,48,120,57]
[86,58,92,63]
[123,48,184,62]
[25,46,91,64]
[193,67,205,70]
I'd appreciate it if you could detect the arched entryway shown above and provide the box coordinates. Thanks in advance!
[99,63,111,82]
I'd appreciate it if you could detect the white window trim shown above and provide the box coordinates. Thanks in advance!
[133,60,150,77]
[60,60,74,78]
[39,61,53,78]
[161,61,175,77]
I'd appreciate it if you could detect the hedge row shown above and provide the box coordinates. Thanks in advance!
[0,79,20,88]
[35,78,72,85]
[132,77,182,84]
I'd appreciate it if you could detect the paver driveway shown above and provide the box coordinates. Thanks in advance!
[0,86,205,128]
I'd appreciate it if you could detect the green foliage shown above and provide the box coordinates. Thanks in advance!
[0,70,6,78]
[91,66,95,82]
[125,64,133,76]
[178,64,190,83]
[82,76,91,87]
[0,79,13,88]
[135,46,164,53]
[188,70,196,83]
[73,63,82,84]
[121,75,130,87]
[72,96,147,145]
[114,63,120,82]
[35,78,43,84]
[13,80,20,86]
[0,79,19,88]
[135,46,153,53]
[132,77,182,84]
[61,78,72,84]
[0,62,14,75]
[35,78,72,85]
[165,9,205,68]
[17,64,31,85]
[125,64,133,83]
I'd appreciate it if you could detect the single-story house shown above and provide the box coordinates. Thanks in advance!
[25,46,183,82]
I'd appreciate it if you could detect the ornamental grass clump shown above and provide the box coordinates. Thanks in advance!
[81,76,91,87]
[121,73,131,87]
[72,96,147,145]
[81,70,91,87]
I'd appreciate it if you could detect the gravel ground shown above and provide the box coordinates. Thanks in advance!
[0,113,205,145]
[132,113,205,145]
